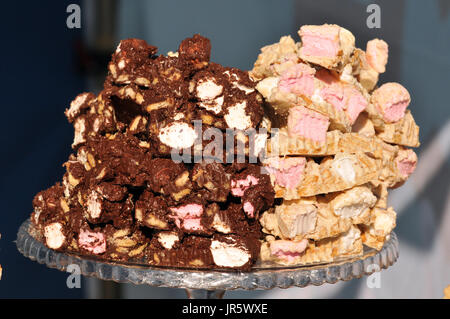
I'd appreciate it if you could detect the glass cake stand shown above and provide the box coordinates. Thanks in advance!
[16,219,399,299]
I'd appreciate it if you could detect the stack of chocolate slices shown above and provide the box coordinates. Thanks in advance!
[31,35,274,271]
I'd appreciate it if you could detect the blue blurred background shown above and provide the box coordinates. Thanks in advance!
[0,0,448,298]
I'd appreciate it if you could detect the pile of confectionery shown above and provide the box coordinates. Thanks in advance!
[30,24,419,271]
[31,35,274,271]
[253,24,419,265]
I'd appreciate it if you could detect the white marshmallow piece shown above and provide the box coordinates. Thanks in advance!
[157,232,180,249]
[72,118,86,147]
[210,239,250,268]
[196,79,223,101]
[44,222,66,249]
[158,122,198,149]
[224,101,252,130]
[87,190,102,219]
[332,156,356,184]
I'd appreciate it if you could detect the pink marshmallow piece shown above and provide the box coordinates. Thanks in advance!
[169,204,203,218]
[287,105,330,142]
[396,149,417,178]
[320,85,345,111]
[270,239,308,262]
[231,175,259,197]
[182,218,204,231]
[299,25,340,58]
[78,229,106,255]
[243,202,255,218]
[169,204,204,231]
[320,84,367,124]
[371,82,411,123]
[279,63,316,97]
[265,157,306,189]
[345,87,368,123]
[366,39,389,73]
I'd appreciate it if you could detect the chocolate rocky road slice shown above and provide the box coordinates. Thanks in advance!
[105,64,264,130]
[29,33,273,271]
[108,35,210,87]
[66,92,120,149]
[104,36,263,125]
[149,121,268,162]
[32,184,88,252]
[101,82,268,160]
[135,187,263,236]
[227,163,275,220]
[61,133,151,209]
[76,133,152,186]
[146,233,260,271]
[33,186,263,269]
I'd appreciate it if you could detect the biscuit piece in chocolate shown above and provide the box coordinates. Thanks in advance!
[81,186,134,229]
[82,133,152,187]
[147,158,192,201]
[135,190,171,230]
[108,38,158,86]
[102,224,150,260]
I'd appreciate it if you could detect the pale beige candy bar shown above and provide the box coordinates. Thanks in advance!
[325,185,377,222]
[352,112,375,138]
[260,186,377,241]
[255,77,297,117]
[369,182,389,209]
[360,206,396,250]
[359,67,380,92]
[310,187,375,236]
[273,196,351,241]
[260,225,363,266]
[275,199,318,239]
[364,102,387,129]
[332,225,364,258]
[250,36,300,81]
[346,48,380,92]
[259,209,283,238]
[375,140,399,186]
[304,95,352,132]
[306,200,353,241]
[260,239,332,265]
[266,128,383,158]
[376,143,417,188]
[376,111,420,147]
[274,152,381,199]
[256,77,353,133]
[259,198,351,242]
[366,39,389,74]
[298,24,355,70]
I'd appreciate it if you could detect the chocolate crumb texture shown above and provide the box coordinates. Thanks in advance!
[31,34,272,271]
